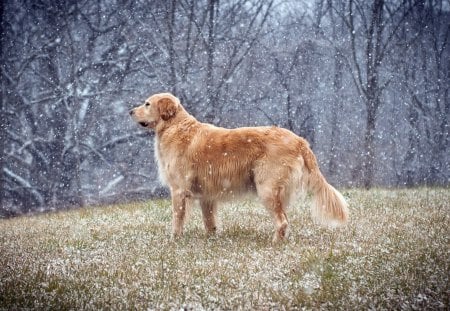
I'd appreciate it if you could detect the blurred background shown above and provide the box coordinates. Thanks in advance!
[1,0,449,216]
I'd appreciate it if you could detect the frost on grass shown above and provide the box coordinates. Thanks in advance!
[0,189,449,310]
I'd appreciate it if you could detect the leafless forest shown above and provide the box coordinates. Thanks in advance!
[1,0,449,215]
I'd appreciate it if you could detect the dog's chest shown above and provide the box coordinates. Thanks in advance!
[154,138,168,185]
[154,137,186,186]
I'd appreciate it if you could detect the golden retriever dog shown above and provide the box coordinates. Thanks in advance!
[130,93,348,242]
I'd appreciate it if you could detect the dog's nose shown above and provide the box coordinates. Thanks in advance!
[129,109,134,116]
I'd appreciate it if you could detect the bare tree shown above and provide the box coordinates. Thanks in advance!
[1,0,144,211]
[397,0,450,185]
[205,0,218,115]
[0,0,5,212]
[320,0,347,177]
[142,0,274,121]
[333,0,418,187]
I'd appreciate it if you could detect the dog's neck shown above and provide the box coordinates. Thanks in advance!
[155,109,199,139]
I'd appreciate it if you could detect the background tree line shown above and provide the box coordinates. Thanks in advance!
[1,0,449,216]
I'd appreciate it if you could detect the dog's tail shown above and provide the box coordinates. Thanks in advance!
[300,143,349,228]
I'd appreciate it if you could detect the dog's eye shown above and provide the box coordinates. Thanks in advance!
[145,102,150,107]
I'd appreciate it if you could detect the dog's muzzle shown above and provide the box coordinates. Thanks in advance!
[129,109,156,128]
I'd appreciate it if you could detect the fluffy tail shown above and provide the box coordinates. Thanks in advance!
[301,145,349,228]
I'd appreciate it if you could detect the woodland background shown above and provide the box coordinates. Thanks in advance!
[1,0,449,215]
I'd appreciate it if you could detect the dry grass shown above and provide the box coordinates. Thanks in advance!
[0,188,449,310]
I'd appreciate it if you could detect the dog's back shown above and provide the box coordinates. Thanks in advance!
[181,125,301,199]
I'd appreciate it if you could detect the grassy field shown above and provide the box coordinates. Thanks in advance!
[0,188,449,310]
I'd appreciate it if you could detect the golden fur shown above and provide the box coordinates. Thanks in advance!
[130,93,349,242]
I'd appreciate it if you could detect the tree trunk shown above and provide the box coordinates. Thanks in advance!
[362,0,383,188]
[328,58,343,177]
[328,3,344,176]
[0,0,4,208]
[168,0,177,94]
[205,0,217,122]
[363,100,377,188]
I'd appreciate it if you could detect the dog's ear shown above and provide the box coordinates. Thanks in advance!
[158,97,178,121]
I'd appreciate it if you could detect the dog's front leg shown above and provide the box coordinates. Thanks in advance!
[171,189,191,237]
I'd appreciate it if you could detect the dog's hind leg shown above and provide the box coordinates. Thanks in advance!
[171,189,192,237]
[200,199,218,234]
[258,184,289,243]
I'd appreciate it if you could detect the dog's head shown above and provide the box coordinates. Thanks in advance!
[129,93,180,129]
